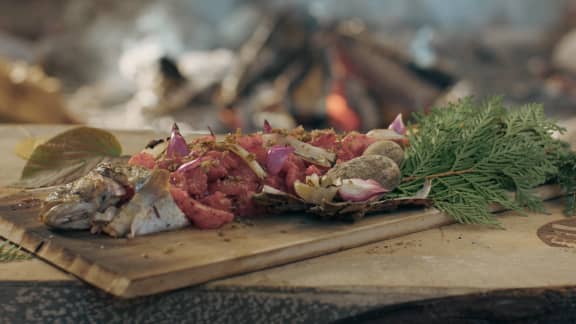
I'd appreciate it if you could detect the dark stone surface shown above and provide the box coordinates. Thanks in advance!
[4,280,576,323]
[337,287,576,324]
[0,281,382,324]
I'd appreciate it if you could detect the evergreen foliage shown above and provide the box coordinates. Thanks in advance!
[393,97,576,225]
[0,239,31,262]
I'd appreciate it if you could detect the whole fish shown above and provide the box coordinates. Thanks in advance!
[40,162,190,237]
[40,163,151,230]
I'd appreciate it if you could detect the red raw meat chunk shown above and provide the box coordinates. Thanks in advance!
[309,130,338,151]
[169,171,186,190]
[210,150,242,170]
[209,177,259,199]
[128,152,156,169]
[200,191,232,213]
[283,155,306,194]
[305,164,325,176]
[170,187,189,208]
[170,187,234,229]
[233,190,265,217]
[208,174,262,217]
[264,174,286,192]
[236,134,267,165]
[182,167,208,196]
[202,151,234,181]
[336,132,376,162]
[205,162,227,181]
[228,167,260,190]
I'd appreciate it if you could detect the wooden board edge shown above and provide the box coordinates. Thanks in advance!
[0,259,72,281]
[0,217,132,296]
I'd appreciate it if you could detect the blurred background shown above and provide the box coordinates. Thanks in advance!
[1,0,576,133]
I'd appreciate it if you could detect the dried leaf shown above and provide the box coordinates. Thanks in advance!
[13,127,124,188]
[13,137,47,160]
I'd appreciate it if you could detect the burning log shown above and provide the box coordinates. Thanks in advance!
[331,31,451,124]
[215,10,456,132]
[115,9,457,133]
[218,10,317,108]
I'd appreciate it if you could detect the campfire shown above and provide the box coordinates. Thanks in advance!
[132,10,457,133]
[0,2,575,132]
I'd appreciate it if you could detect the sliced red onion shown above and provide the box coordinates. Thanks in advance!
[338,178,390,202]
[175,157,205,174]
[263,119,272,134]
[166,123,190,158]
[266,145,295,175]
[388,113,407,135]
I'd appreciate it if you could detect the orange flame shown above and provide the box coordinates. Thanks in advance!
[326,81,360,131]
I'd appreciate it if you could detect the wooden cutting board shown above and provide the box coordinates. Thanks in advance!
[0,185,562,298]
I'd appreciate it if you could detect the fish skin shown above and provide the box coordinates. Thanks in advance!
[129,193,190,237]
[42,199,97,229]
[40,163,151,230]
[93,162,151,191]
[91,206,119,234]
[102,169,189,238]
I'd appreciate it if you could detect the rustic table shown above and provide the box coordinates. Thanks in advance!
[2,124,576,323]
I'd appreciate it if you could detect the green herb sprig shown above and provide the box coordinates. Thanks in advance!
[0,239,31,263]
[392,97,576,225]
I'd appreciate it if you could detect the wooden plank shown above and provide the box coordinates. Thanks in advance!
[0,196,449,297]
[0,185,562,298]
[0,259,71,281]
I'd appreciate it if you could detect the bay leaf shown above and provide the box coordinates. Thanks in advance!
[13,127,124,188]
[13,137,48,160]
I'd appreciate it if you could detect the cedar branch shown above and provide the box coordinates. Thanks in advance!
[401,168,475,183]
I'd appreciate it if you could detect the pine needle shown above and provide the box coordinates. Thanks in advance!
[391,97,576,225]
[0,239,31,263]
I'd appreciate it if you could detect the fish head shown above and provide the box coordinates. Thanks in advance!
[40,197,97,230]
[95,163,151,192]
